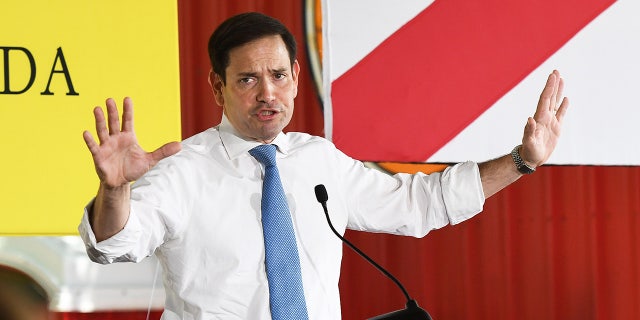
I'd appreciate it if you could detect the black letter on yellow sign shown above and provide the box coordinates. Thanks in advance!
[1,46,36,94]
[41,47,79,96]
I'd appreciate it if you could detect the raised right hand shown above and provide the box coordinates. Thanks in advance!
[82,97,182,188]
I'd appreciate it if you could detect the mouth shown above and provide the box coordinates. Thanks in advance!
[259,110,276,116]
[255,108,281,121]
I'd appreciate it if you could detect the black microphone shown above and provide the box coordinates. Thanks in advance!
[314,184,433,320]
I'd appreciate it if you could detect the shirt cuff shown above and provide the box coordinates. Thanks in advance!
[78,199,143,264]
[441,161,485,225]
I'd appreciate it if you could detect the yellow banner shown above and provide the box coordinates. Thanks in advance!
[0,1,181,234]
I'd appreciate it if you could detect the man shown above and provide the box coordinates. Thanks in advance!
[79,12,568,320]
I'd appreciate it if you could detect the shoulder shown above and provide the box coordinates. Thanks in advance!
[157,127,222,167]
[181,127,221,151]
[283,132,357,167]
[285,131,336,152]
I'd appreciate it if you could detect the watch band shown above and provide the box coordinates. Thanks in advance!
[511,145,535,174]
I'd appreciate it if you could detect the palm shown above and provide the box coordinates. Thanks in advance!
[90,129,149,186]
[83,98,181,188]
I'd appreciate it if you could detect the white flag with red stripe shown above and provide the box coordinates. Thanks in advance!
[322,0,639,165]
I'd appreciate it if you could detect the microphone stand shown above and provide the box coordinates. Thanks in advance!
[314,185,433,320]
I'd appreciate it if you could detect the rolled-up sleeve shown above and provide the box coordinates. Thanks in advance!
[342,158,486,238]
[78,200,145,264]
[440,161,485,225]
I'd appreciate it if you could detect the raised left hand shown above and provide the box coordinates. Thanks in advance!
[520,70,569,168]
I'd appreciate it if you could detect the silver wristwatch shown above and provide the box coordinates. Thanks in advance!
[511,145,535,174]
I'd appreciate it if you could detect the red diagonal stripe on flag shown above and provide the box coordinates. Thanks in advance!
[331,0,614,162]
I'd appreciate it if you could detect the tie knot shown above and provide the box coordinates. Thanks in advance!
[249,144,277,167]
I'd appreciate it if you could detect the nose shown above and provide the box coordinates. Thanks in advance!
[256,79,276,105]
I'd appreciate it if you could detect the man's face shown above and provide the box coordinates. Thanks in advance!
[211,35,300,143]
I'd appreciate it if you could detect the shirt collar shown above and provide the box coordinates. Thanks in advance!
[218,114,290,160]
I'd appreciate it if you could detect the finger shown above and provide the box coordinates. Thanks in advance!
[82,130,99,155]
[149,141,182,165]
[106,98,121,135]
[122,97,134,132]
[94,106,109,144]
[555,97,569,124]
[547,71,559,112]
[536,72,557,116]
[555,75,565,108]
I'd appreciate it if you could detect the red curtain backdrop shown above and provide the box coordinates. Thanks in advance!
[177,1,640,319]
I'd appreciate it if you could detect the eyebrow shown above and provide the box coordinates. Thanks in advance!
[270,67,289,74]
[235,67,289,78]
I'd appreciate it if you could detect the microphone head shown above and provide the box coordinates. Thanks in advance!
[314,184,328,203]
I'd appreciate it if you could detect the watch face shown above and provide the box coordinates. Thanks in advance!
[518,165,535,174]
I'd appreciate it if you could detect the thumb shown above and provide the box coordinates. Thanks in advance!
[149,141,182,164]
[522,117,536,144]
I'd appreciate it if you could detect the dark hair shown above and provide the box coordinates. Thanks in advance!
[208,12,297,83]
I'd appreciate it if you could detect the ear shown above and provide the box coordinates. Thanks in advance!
[208,69,224,106]
[292,60,300,98]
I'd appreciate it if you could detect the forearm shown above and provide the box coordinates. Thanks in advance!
[478,154,523,198]
[90,182,131,242]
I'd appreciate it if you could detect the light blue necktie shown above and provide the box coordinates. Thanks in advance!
[249,144,309,320]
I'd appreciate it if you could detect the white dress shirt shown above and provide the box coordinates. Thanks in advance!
[78,115,485,320]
